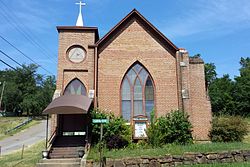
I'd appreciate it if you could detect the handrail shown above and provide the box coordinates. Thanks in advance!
[48,128,57,143]
[46,127,57,151]
[5,117,32,134]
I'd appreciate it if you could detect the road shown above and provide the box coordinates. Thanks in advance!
[0,120,49,155]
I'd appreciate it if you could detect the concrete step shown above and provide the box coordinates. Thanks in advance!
[49,146,84,159]
[50,154,79,159]
[36,162,80,167]
[50,150,78,154]
[37,158,81,167]
[40,158,81,163]
[51,146,83,150]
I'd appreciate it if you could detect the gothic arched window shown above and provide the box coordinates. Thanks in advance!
[121,63,154,122]
[64,79,87,96]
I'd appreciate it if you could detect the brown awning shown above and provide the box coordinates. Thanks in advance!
[43,95,92,114]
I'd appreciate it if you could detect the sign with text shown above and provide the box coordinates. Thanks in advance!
[134,121,147,139]
[92,119,109,124]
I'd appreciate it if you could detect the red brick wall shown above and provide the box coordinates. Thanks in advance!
[57,31,96,92]
[178,50,212,140]
[51,21,212,141]
[97,20,179,118]
[189,62,212,140]
[51,29,96,134]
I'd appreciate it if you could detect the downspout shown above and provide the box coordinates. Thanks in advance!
[179,51,185,111]
[45,114,49,150]
[94,45,98,108]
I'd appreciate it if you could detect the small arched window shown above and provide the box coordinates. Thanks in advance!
[121,63,154,122]
[64,79,87,96]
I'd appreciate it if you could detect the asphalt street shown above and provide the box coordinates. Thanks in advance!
[0,120,49,155]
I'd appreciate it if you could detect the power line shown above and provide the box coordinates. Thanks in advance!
[0,50,22,67]
[0,1,57,63]
[0,35,38,64]
[0,35,53,75]
[0,59,17,71]
[0,1,57,60]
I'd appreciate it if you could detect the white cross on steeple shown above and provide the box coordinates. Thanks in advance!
[76,1,86,26]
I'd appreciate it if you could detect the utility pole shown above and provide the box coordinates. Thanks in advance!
[0,81,6,111]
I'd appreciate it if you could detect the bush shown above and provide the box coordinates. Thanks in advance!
[146,109,161,147]
[91,108,131,149]
[106,135,129,150]
[209,116,248,142]
[147,110,193,147]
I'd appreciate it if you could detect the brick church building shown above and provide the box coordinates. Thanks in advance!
[44,8,212,151]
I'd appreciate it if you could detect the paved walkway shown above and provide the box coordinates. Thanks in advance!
[0,120,49,155]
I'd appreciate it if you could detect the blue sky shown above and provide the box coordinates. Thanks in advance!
[0,0,250,78]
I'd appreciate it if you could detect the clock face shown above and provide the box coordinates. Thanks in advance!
[68,47,86,63]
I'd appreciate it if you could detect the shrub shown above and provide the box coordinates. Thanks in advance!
[147,110,193,147]
[209,116,248,142]
[90,108,109,144]
[91,108,131,148]
[106,135,129,150]
[146,109,161,147]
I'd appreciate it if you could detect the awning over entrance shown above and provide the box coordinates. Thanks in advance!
[43,95,92,114]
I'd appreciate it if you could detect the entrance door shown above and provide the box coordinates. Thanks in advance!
[58,114,90,136]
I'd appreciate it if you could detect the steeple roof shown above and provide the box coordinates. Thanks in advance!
[75,1,86,26]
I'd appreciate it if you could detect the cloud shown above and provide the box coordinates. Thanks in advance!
[162,0,250,39]
[0,0,58,35]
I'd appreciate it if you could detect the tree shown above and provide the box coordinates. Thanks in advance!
[205,63,217,89]
[208,74,235,115]
[0,64,56,116]
[197,55,249,116]
[234,57,250,116]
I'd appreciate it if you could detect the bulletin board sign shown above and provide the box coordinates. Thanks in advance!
[133,120,147,139]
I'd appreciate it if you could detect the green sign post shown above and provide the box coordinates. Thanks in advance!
[92,118,109,167]
[92,119,109,124]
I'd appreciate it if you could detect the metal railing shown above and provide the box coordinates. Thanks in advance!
[46,127,57,151]
[5,117,32,134]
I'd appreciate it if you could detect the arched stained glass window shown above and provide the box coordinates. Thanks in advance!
[121,78,131,121]
[145,77,154,119]
[64,79,87,96]
[121,63,154,122]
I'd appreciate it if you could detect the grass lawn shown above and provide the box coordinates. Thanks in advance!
[88,142,250,161]
[0,141,44,167]
[88,117,250,161]
[0,117,39,140]
[185,162,250,166]
[243,117,250,143]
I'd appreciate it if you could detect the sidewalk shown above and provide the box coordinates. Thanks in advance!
[0,120,49,155]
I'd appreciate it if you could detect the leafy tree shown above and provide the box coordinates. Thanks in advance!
[234,57,250,116]
[205,63,217,89]
[205,57,249,116]
[208,74,235,115]
[191,54,201,58]
[0,64,55,116]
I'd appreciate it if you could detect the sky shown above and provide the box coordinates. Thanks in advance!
[0,0,250,78]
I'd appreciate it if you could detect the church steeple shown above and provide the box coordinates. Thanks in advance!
[75,1,85,26]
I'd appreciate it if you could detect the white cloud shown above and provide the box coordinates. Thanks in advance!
[0,0,58,35]
[163,0,250,39]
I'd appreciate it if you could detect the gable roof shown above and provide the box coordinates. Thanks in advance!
[96,9,179,55]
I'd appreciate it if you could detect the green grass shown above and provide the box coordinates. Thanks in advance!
[0,141,44,167]
[184,162,250,166]
[243,117,250,143]
[88,117,250,161]
[0,117,39,140]
[88,142,250,161]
